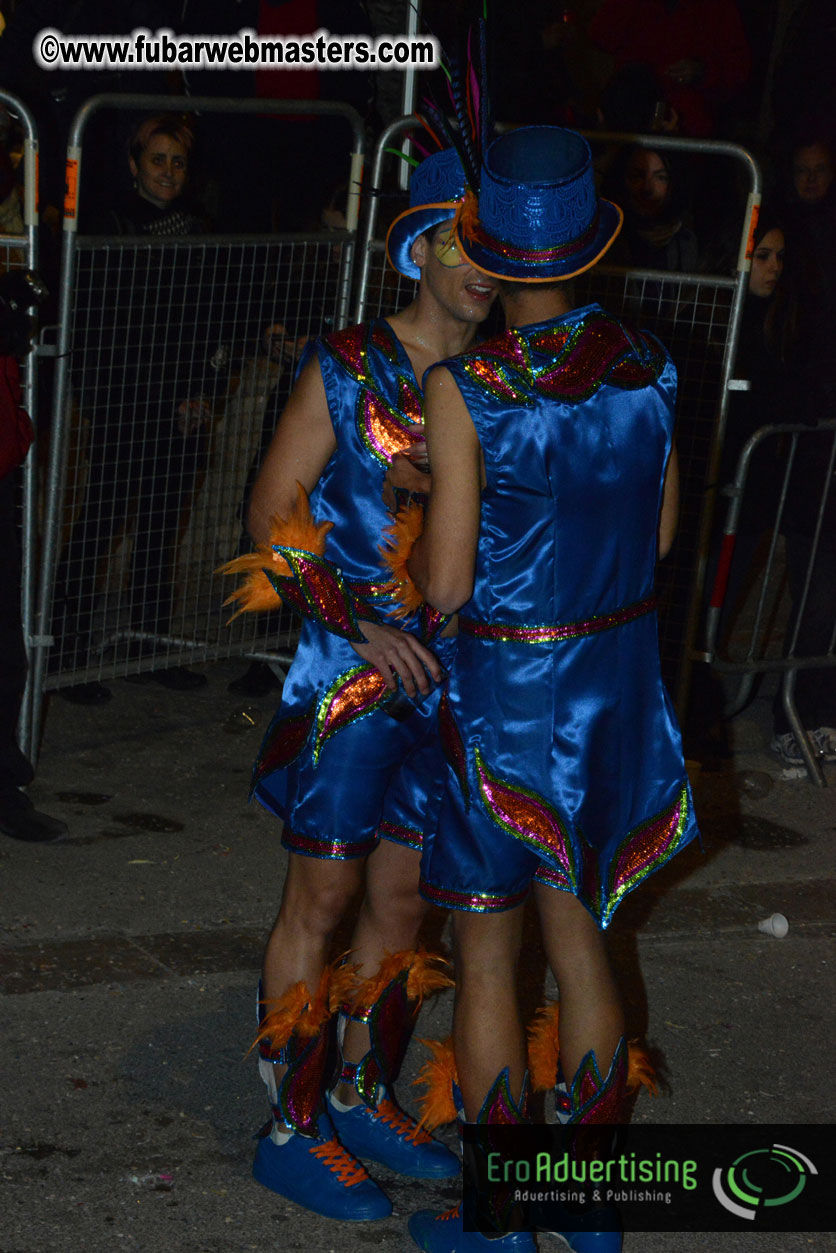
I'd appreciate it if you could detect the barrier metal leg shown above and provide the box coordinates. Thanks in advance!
[782,669,827,788]
[723,672,757,720]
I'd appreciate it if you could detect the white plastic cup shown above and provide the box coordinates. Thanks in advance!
[757,912,789,938]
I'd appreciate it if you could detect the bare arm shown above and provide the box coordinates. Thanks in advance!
[408,368,483,614]
[658,443,679,559]
[247,356,337,544]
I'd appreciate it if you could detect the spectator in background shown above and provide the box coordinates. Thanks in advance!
[603,143,698,273]
[601,142,700,326]
[712,212,790,641]
[54,114,224,704]
[589,0,751,138]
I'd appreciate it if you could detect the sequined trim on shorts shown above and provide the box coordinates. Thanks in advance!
[419,879,530,913]
[378,818,422,851]
[282,827,378,860]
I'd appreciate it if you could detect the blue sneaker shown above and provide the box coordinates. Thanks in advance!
[252,1116,392,1221]
[328,1091,460,1178]
[550,1233,622,1253]
[408,1206,536,1251]
[546,1205,622,1252]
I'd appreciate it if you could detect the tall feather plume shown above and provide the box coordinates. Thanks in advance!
[409,8,492,198]
[446,49,479,191]
[478,15,491,153]
[466,26,480,142]
[418,90,458,157]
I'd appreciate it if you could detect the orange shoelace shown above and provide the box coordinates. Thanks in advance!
[375,1098,434,1145]
[439,1203,460,1222]
[310,1137,369,1186]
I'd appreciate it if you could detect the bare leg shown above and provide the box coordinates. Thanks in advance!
[334,839,426,1105]
[533,883,624,1082]
[451,905,527,1121]
[261,851,365,1003]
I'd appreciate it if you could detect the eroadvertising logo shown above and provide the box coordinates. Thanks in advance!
[461,1124,834,1233]
[712,1143,818,1220]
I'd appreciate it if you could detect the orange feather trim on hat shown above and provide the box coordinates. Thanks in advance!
[414,1036,459,1131]
[452,187,480,244]
[380,500,426,618]
[217,482,333,622]
[527,1001,561,1093]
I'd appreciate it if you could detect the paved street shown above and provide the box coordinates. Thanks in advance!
[1,659,834,1252]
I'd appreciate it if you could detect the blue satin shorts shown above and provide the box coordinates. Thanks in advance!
[253,629,456,860]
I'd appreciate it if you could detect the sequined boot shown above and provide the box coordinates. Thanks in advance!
[528,1006,658,1253]
[326,948,460,1178]
[252,969,392,1221]
[408,1062,536,1252]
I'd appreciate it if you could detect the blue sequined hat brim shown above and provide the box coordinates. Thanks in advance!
[455,197,623,282]
[386,202,464,281]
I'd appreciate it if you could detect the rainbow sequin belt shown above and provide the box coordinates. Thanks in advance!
[458,595,657,644]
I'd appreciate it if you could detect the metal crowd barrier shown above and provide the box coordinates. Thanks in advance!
[0,90,40,759]
[30,94,364,758]
[704,420,836,787]
[356,120,762,719]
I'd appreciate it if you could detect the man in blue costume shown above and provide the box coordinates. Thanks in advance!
[387,126,699,1252]
[221,147,497,1221]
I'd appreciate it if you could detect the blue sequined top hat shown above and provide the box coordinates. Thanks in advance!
[386,147,468,281]
[455,126,623,282]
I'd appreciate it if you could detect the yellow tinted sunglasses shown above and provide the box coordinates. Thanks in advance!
[432,231,467,268]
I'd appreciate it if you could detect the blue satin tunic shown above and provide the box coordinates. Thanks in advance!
[420,304,699,926]
[252,319,452,858]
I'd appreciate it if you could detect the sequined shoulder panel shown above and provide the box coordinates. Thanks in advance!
[454,309,668,406]
[320,319,424,467]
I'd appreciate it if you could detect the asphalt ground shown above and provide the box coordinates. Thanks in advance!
[1,658,834,1252]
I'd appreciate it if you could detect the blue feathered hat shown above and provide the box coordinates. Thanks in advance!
[386,147,468,281]
[455,126,623,282]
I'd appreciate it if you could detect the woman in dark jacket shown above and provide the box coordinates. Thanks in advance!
[57,114,224,702]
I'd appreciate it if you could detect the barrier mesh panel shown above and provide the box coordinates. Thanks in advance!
[47,234,348,688]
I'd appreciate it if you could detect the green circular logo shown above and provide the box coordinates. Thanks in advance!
[713,1144,817,1220]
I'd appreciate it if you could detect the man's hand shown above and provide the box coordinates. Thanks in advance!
[351,620,443,695]
[383,452,432,512]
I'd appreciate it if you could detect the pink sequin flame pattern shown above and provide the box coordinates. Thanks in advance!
[321,321,423,468]
[565,1038,627,1124]
[462,312,666,407]
[312,664,392,764]
[475,746,577,891]
[252,700,316,793]
[267,547,369,642]
[601,784,691,926]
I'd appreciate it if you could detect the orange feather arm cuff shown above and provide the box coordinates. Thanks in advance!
[217,482,380,642]
[380,500,427,619]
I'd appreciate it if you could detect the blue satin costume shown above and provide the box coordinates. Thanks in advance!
[420,304,699,926]
[253,319,453,858]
